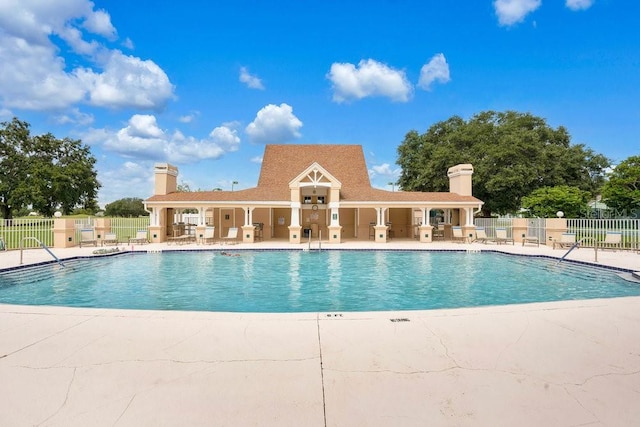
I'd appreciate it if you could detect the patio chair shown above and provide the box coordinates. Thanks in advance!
[601,231,622,250]
[79,228,97,247]
[129,230,149,245]
[201,226,216,244]
[522,233,540,247]
[473,227,489,244]
[553,232,576,249]
[495,228,514,245]
[433,224,445,240]
[220,227,238,245]
[102,232,119,246]
[451,226,467,243]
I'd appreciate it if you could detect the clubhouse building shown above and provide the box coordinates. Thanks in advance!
[144,144,483,244]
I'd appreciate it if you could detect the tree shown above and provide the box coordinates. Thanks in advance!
[0,118,100,218]
[104,197,149,217]
[396,111,610,216]
[601,155,640,216]
[521,186,590,218]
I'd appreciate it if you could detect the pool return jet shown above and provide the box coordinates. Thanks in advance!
[20,237,65,268]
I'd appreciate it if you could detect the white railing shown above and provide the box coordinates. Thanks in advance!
[474,218,514,238]
[0,218,54,249]
[568,218,640,249]
[0,216,151,250]
[108,217,151,243]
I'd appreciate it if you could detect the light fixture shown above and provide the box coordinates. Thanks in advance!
[231,180,238,191]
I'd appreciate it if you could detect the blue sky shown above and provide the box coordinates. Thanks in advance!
[0,0,638,207]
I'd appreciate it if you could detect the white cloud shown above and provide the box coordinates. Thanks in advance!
[82,9,117,39]
[98,161,152,205]
[493,0,541,26]
[179,112,200,123]
[327,59,413,103]
[418,53,451,91]
[0,0,174,111]
[209,125,240,151]
[54,108,95,126]
[566,0,594,11]
[245,103,303,144]
[89,114,241,164]
[369,163,400,178]
[122,37,134,50]
[250,156,263,164]
[78,50,174,110]
[0,108,13,119]
[239,66,265,90]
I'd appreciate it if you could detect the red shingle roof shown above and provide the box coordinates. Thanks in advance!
[146,144,482,205]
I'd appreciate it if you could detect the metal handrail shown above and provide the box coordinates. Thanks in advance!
[20,237,65,267]
[558,237,598,263]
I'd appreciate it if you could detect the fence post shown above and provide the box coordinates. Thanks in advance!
[94,218,111,245]
[53,219,76,248]
[545,218,568,247]
[512,218,527,244]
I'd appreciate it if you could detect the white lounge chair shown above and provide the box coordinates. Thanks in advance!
[553,232,576,249]
[102,232,119,246]
[79,228,97,247]
[220,227,238,245]
[473,227,489,244]
[522,233,540,247]
[129,230,149,245]
[451,226,467,243]
[201,226,216,244]
[601,231,622,250]
[495,228,514,245]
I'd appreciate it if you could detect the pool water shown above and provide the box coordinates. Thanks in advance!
[0,250,637,312]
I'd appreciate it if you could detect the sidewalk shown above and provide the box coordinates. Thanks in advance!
[1,242,639,426]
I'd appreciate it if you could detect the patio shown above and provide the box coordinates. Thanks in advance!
[1,241,639,426]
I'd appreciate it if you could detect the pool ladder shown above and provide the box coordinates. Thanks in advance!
[20,237,65,268]
[307,230,322,252]
[558,237,598,263]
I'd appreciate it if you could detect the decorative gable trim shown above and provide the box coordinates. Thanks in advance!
[289,162,342,189]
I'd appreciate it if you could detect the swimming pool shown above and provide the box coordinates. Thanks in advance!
[0,250,637,312]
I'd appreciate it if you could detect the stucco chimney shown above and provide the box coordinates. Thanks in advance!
[154,163,178,195]
[447,164,474,196]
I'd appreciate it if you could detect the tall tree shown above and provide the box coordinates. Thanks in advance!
[397,111,610,216]
[601,155,640,216]
[105,197,148,217]
[521,185,590,218]
[0,118,100,218]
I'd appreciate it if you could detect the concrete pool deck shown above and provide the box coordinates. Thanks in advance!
[1,241,639,426]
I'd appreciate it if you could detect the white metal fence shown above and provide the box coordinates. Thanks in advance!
[567,218,640,249]
[475,217,640,249]
[0,217,151,250]
[0,218,55,249]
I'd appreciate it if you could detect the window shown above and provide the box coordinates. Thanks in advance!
[303,196,312,204]
[317,196,325,204]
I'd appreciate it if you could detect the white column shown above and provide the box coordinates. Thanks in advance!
[198,207,206,226]
[150,207,159,226]
[244,207,254,226]
[466,208,473,226]
[424,208,431,225]
[330,208,339,226]
[290,202,301,227]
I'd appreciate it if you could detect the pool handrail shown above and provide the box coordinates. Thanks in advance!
[559,236,598,263]
[19,237,65,268]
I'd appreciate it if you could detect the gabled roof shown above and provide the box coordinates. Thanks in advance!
[145,144,482,205]
[257,145,369,197]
